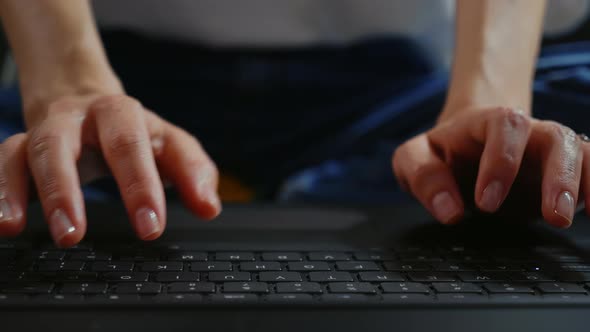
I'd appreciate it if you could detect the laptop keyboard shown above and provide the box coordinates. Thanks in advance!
[2,242,590,306]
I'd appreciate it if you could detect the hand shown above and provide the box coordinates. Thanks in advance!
[0,94,221,247]
[392,107,589,228]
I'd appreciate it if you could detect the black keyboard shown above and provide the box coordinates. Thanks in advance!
[2,242,590,306]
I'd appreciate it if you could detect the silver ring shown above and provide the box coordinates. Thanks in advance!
[579,133,590,143]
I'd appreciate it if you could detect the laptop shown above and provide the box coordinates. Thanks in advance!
[1,201,590,331]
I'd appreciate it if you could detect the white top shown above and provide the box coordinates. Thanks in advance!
[92,0,455,66]
[92,0,590,68]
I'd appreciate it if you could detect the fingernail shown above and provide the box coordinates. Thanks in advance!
[49,209,76,243]
[0,199,14,223]
[196,172,221,212]
[480,180,504,212]
[201,186,221,211]
[432,191,460,224]
[135,207,160,239]
[554,191,574,227]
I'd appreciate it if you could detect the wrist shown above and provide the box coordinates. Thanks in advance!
[440,80,532,124]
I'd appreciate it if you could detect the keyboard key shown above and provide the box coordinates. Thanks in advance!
[190,262,232,272]
[60,282,108,294]
[321,294,370,303]
[69,252,111,261]
[479,263,524,272]
[1,282,54,294]
[308,252,349,261]
[37,261,85,272]
[437,293,489,303]
[155,272,200,282]
[558,264,590,272]
[353,252,394,261]
[266,294,313,303]
[168,282,215,293]
[432,282,482,293]
[211,294,258,303]
[458,272,511,282]
[0,272,23,282]
[399,254,443,262]
[261,253,302,262]
[510,272,555,282]
[86,294,141,304]
[208,272,251,282]
[559,272,590,282]
[101,272,149,282]
[483,283,535,294]
[275,282,322,294]
[542,294,590,303]
[537,282,587,294]
[140,261,183,272]
[258,272,302,282]
[308,272,353,282]
[381,282,430,294]
[384,262,430,272]
[288,262,331,271]
[490,294,542,303]
[240,262,281,271]
[118,252,160,262]
[55,272,98,282]
[116,282,162,294]
[21,272,53,281]
[35,294,85,304]
[407,272,457,282]
[0,293,27,304]
[42,243,91,251]
[215,252,255,261]
[358,272,404,282]
[335,261,380,271]
[381,294,433,303]
[328,282,376,294]
[167,252,208,262]
[91,261,134,272]
[154,294,203,303]
[223,282,269,293]
[32,251,65,261]
[431,263,476,272]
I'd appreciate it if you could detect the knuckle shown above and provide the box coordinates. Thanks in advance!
[498,107,530,130]
[46,98,79,116]
[542,121,576,143]
[38,175,64,203]
[91,95,142,114]
[493,152,520,175]
[410,163,446,189]
[28,130,61,157]
[123,175,153,198]
[106,132,145,157]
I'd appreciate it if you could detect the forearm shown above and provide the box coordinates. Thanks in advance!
[442,0,546,121]
[0,0,122,125]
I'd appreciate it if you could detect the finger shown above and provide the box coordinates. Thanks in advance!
[474,108,531,213]
[534,121,582,228]
[92,96,166,240]
[392,134,464,224]
[27,115,86,247]
[0,134,29,236]
[147,112,221,220]
[582,142,590,216]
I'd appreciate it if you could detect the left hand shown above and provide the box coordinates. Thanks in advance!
[392,106,589,228]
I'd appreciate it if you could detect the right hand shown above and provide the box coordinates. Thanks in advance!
[0,94,221,247]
